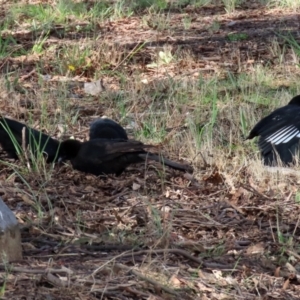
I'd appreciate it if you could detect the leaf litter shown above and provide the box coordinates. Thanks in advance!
[1,1,300,299]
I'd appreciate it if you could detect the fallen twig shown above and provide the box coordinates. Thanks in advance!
[115,263,179,296]
[240,183,271,200]
[0,265,73,275]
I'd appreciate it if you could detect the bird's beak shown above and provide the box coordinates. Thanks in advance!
[58,156,66,164]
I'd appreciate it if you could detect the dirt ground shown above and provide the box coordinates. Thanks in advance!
[1,2,300,299]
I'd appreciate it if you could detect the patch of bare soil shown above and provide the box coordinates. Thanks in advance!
[1,2,300,300]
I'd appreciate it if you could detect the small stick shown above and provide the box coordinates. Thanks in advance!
[21,127,31,170]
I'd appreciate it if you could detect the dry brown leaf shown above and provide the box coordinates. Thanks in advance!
[203,168,223,185]
[246,242,264,255]
[275,267,281,277]
[132,182,141,190]
[19,193,34,205]
[196,282,213,292]
[285,262,297,274]
[282,278,290,290]
[169,275,181,288]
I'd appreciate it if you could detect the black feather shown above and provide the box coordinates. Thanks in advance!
[89,118,128,140]
[85,118,193,175]
[0,117,60,162]
[59,138,151,176]
[246,95,300,165]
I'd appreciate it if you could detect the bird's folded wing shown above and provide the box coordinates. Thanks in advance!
[80,140,155,164]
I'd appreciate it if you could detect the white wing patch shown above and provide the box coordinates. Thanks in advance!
[265,125,300,145]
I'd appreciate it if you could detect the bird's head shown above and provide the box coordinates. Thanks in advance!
[57,139,82,163]
[288,95,300,106]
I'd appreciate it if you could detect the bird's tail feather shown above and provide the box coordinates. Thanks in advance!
[139,153,193,172]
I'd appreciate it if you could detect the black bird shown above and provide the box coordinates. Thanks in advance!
[86,118,193,175]
[59,138,193,176]
[246,95,300,166]
[0,117,60,162]
[0,116,193,175]
[89,118,128,140]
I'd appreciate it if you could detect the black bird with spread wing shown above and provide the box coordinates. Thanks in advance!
[246,95,300,166]
[0,117,193,175]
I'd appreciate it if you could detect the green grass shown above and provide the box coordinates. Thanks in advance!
[227,32,248,42]
[222,0,245,13]
[7,0,136,30]
[0,36,27,58]
[268,0,300,9]
[279,32,300,65]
